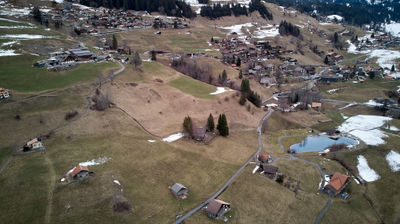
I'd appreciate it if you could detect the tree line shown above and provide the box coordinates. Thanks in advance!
[200,0,272,20]
[79,0,196,18]
[278,20,300,37]
[239,79,262,107]
[265,0,400,26]
[183,113,229,138]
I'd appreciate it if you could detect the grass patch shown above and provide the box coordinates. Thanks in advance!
[168,75,216,99]
[0,54,118,92]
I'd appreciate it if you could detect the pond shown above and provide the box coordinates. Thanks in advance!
[289,136,358,153]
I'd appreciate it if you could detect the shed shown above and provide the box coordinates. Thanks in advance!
[24,138,43,151]
[69,165,90,181]
[170,183,188,197]
[263,165,278,178]
[193,127,206,141]
[324,172,350,196]
[206,199,231,219]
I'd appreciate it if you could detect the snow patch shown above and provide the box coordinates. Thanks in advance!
[210,87,232,95]
[113,180,121,185]
[0,34,53,39]
[357,155,380,182]
[162,133,183,142]
[327,15,343,21]
[252,165,259,174]
[385,150,400,172]
[147,140,156,143]
[0,49,20,56]
[385,22,400,37]
[338,115,392,145]
[364,99,383,107]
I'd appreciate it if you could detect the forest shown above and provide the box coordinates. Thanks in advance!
[265,0,400,26]
[79,0,196,18]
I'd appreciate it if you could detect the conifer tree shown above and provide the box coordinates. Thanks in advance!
[239,70,243,79]
[183,116,193,136]
[206,113,215,132]
[112,34,118,50]
[217,114,229,137]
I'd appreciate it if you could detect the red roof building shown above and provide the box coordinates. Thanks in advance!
[324,172,350,196]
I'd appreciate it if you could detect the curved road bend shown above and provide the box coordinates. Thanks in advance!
[173,109,274,224]
[278,135,333,224]
[49,61,125,133]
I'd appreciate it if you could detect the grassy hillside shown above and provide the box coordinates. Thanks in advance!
[0,55,118,92]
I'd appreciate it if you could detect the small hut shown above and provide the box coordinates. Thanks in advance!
[170,183,188,199]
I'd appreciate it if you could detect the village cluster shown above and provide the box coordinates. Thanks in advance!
[39,1,188,36]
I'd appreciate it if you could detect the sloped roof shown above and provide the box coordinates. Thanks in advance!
[312,102,322,108]
[170,183,187,195]
[26,138,39,146]
[206,199,230,215]
[70,165,89,178]
[326,172,349,191]
[258,153,270,162]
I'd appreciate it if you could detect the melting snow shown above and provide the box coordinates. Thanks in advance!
[385,22,400,37]
[147,140,156,143]
[66,156,112,175]
[253,25,279,38]
[347,35,400,77]
[210,87,232,95]
[162,133,184,142]
[0,34,53,39]
[385,150,400,172]
[0,49,20,56]
[113,180,121,185]
[0,25,34,29]
[327,15,343,21]
[327,88,341,94]
[252,165,259,174]
[357,155,380,182]
[338,115,392,145]
[364,100,383,107]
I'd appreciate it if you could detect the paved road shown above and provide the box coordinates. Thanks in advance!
[278,134,333,224]
[173,109,274,224]
[314,198,332,224]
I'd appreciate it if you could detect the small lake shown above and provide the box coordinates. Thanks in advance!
[290,136,358,153]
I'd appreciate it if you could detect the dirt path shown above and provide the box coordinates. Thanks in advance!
[44,153,56,224]
[39,61,125,224]
[173,109,274,224]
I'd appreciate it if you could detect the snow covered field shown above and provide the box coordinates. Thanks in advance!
[253,25,279,38]
[385,22,400,37]
[338,115,392,145]
[347,35,400,77]
[162,133,184,142]
[357,155,380,182]
[385,150,400,172]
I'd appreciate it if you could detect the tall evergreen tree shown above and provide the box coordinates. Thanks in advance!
[239,93,246,105]
[32,7,42,23]
[183,116,193,136]
[239,70,243,79]
[324,56,329,65]
[391,64,395,72]
[133,51,142,68]
[217,114,229,137]
[206,113,215,132]
[151,50,157,61]
[112,34,118,50]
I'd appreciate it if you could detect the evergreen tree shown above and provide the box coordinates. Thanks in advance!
[112,34,118,50]
[236,57,241,67]
[151,50,157,61]
[222,70,227,82]
[239,93,246,105]
[32,7,42,23]
[391,64,395,72]
[183,116,193,137]
[206,113,215,132]
[368,71,375,79]
[217,114,229,137]
[324,55,329,65]
[240,79,250,93]
[239,70,243,79]
[133,51,142,68]
[371,33,375,38]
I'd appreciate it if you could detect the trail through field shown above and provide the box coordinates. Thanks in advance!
[44,153,56,224]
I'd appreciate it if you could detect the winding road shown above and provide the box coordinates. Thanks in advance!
[173,109,274,224]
